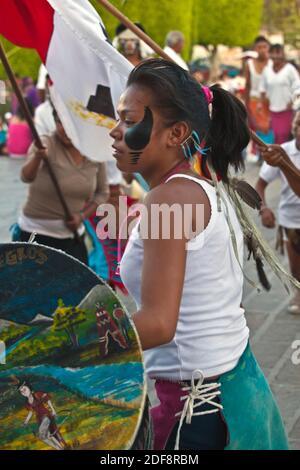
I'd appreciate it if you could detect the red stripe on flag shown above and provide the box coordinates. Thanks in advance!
[0,0,54,63]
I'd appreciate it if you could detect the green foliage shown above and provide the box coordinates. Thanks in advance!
[53,300,86,331]
[0,323,30,344]
[0,38,41,80]
[194,0,264,47]
[53,299,86,348]
[263,0,300,47]
[2,330,67,369]
[92,0,263,51]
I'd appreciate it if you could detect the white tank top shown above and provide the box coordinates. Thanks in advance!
[248,59,272,98]
[120,174,249,380]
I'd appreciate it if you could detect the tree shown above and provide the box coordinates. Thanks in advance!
[0,37,41,80]
[52,299,86,349]
[263,0,300,47]
[93,0,263,55]
[193,0,264,47]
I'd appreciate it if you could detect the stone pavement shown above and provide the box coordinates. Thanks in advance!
[0,155,299,449]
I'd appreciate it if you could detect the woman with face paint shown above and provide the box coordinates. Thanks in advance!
[110,59,288,450]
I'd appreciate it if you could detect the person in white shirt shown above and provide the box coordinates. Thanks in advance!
[255,111,300,314]
[34,73,56,137]
[163,31,189,71]
[112,22,154,67]
[245,36,272,138]
[35,100,56,137]
[260,44,300,144]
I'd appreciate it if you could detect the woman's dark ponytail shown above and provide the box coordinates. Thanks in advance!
[206,85,250,183]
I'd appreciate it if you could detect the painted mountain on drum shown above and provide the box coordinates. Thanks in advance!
[0,243,104,324]
[0,285,139,368]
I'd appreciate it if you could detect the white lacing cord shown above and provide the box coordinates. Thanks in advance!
[174,370,223,450]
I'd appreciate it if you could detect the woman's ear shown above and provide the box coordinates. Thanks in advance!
[168,121,190,148]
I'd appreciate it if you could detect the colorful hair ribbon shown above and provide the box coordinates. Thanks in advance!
[202,85,213,105]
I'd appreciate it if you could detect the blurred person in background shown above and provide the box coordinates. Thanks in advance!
[10,74,22,115]
[22,77,40,110]
[164,31,189,71]
[0,114,9,156]
[113,22,154,67]
[260,44,300,144]
[255,111,300,314]
[36,64,48,103]
[245,36,272,145]
[7,98,33,159]
[11,77,40,115]
[217,68,235,93]
[34,74,56,137]
[190,59,211,85]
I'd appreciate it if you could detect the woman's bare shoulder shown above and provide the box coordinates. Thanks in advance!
[144,173,211,208]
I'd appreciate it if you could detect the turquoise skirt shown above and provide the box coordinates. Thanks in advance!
[220,343,289,450]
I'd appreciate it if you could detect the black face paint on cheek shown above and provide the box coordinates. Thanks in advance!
[129,151,142,165]
[125,107,153,164]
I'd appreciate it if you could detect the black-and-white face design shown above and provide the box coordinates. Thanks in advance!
[125,107,154,164]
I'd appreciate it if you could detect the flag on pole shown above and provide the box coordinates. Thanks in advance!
[0,0,133,162]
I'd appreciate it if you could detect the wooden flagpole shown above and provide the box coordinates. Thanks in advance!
[0,41,79,241]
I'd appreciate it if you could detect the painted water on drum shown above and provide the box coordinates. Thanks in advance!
[1,363,143,402]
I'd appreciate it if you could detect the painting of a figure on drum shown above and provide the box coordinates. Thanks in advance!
[0,243,146,450]
[16,380,68,451]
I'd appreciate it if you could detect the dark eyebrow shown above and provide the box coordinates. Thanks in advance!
[116,108,139,116]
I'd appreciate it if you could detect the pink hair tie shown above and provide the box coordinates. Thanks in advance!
[202,86,213,105]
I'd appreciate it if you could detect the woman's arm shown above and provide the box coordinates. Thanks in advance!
[81,162,110,219]
[21,144,47,183]
[132,188,187,349]
[278,157,300,197]
[131,179,209,350]
[257,144,300,197]
[90,162,110,207]
[290,64,300,99]
[255,177,276,228]
[66,162,110,231]
[133,236,187,349]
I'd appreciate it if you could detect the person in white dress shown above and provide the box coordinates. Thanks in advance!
[256,111,300,314]
[260,44,300,144]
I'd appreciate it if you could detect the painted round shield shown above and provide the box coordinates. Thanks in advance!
[0,243,150,450]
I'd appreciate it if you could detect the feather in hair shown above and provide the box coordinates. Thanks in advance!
[229,178,262,210]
